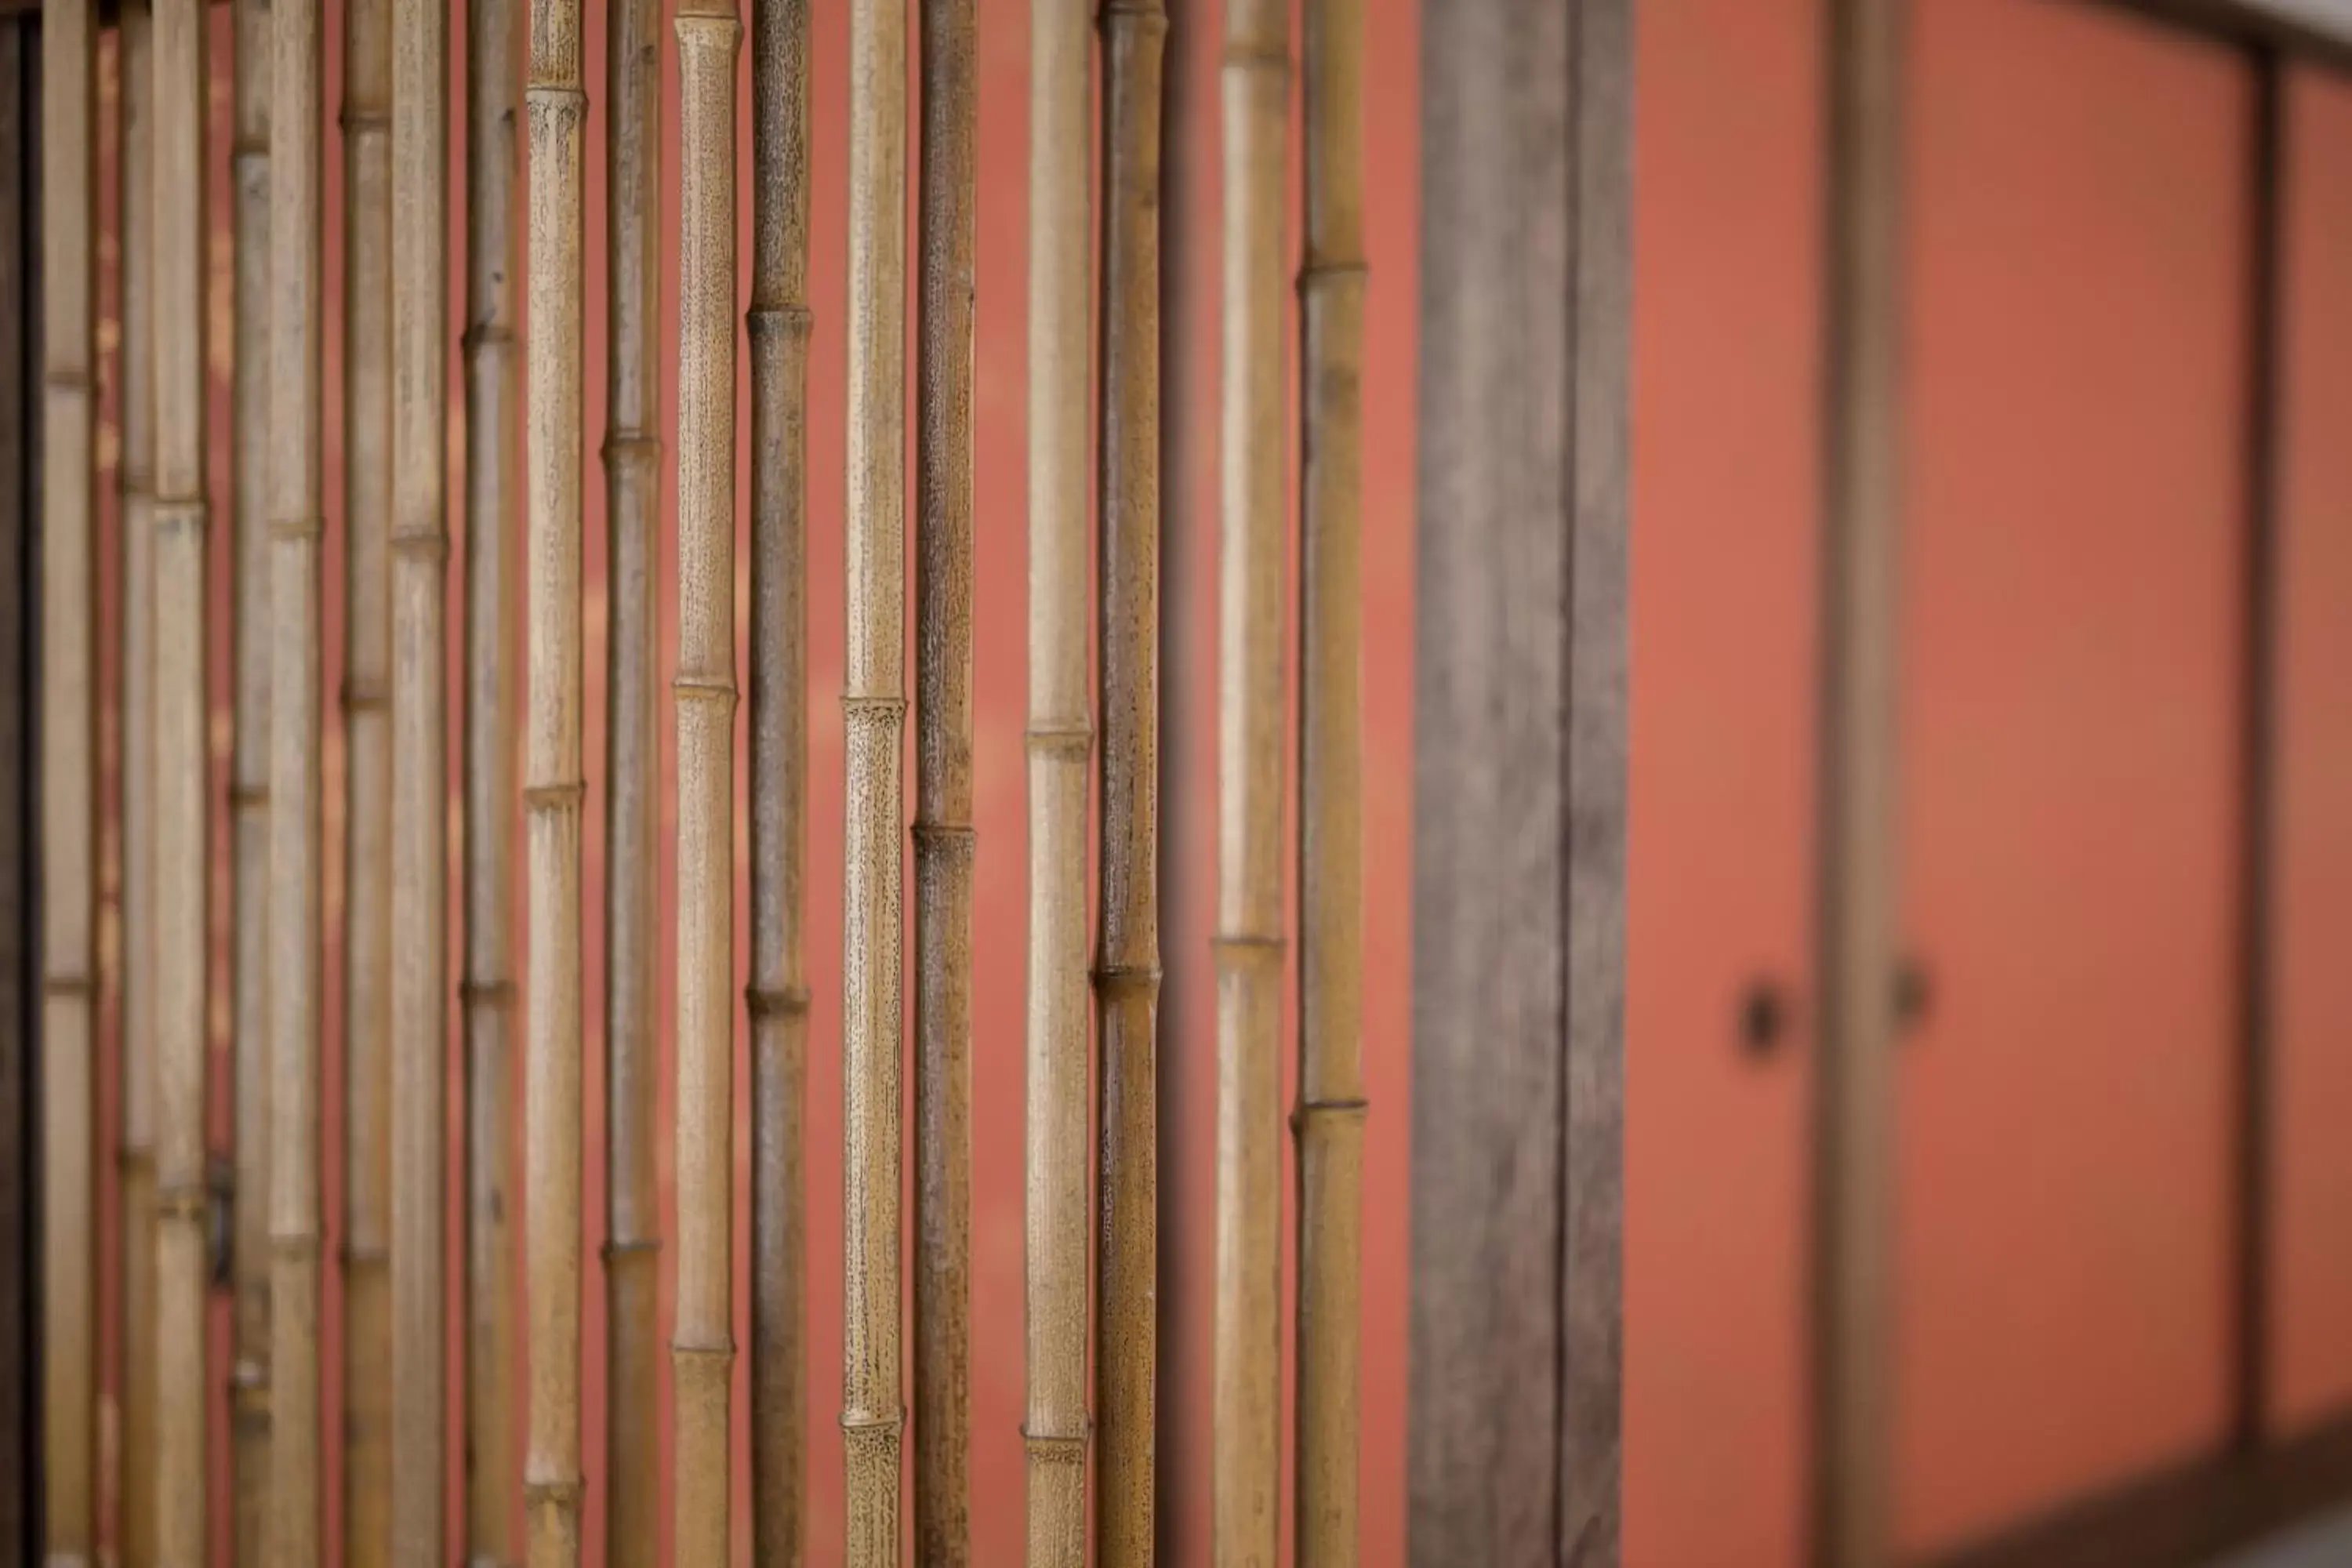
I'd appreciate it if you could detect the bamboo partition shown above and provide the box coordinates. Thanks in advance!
[1023,2,1091,1562]
[601,0,661,1554]
[672,7,739,1567]
[842,0,906,1559]
[1294,1,1367,1559]
[340,0,395,1554]
[914,0,976,1560]
[227,0,273,1557]
[264,0,327,1555]
[524,0,586,1560]
[462,1,522,1559]
[0,27,31,1556]
[747,0,812,1559]
[1095,5,1167,1564]
[1211,0,1286,1559]
[388,0,450,1556]
[151,0,209,1560]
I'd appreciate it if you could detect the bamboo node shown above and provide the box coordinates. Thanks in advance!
[230,1361,271,1417]
[522,86,587,128]
[1025,720,1093,757]
[151,496,209,536]
[745,983,811,1019]
[1210,932,1284,956]
[1100,0,1170,33]
[116,1144,157,1173]
[1298,260,1369,289]
[522,782,587,811]
[1290,1096,1370,1134]
[461,322,515,353]
[670,1339,736,1363]
[269,1231,325,1261]
[910,822,975,851]
[459,978,516,1007]
[600,1237,661,1263]
[840,1410,906,1436]
[233,137,269,164]
[842,695,909,721]
[1090,963,1162,997]
[599,430,660,466]
[672,11,744,49]
[42,972,96,1000]
[746,303,815,340]
[1021,1427,1091,1465]
[522,1479,584,1508]
[269,513,327,543]
[45,368,94,394]
[339,1240,390,1267]
[229,783,269,809]
[157,1183,212,1223]
[340,676,390,714]
[390,529,452,563]
[1221,44,1290,77]
[338,104,390,134]
[671,674,739,711]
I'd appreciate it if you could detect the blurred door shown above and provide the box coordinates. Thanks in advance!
[1895,0,2251,1554]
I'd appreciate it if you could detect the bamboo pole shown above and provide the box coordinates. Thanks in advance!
[1095,5,1167,1563]
[913,0,975,1560]
[747,0,811,1558]
[523,0,586,1562]
[39,4,98,1563]
[264,0,326,1554]
[598,0,661,1552]
[671,8,739,1568]
[843,0,906,1559]
[227,0,272,1558]
[339,0,394,1553]
[1212,0,1285,1560]
[0,28,31,1556]
[387,0,449,1556]
[1023,1,1091,1561]
[150,0,209,1561]
[461,2,522,1561]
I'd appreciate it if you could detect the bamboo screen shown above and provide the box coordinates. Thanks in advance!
[32,0,1422,1563]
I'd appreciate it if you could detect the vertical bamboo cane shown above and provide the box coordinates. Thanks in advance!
[114,12,159,1560]
[462,2,522,1561]
[387,0,449,1557]
[227,0,273,1558]
[264,0,326,1555]
[1211,0,1285,1561]
[0,29,31,1556]
[38,4,99,1563]
[843,0,906,1559]
[1095,5,1167,1564]
[913,0,975,1560]
[150,0,209,1561]
[339,0,394,1554]
[1023,2,1091,1562]
[598,0,660,1553]
[671,9,739,1568]
[523,1,586,1563]
[747,0,811,1558]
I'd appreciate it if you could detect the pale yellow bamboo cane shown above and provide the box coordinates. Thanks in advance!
[747,0,811,1559]
[523,1,586,1563]
[150,1,209,1562]
[38,5,98,1563]
[599,0,659,1554]
[1212,2,1285,1562]
[843,0,907,1560]
[1023,2,1091,1562]
[461,2,522,1561]
[264,0,326,1555]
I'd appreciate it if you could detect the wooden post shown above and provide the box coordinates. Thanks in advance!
[1211,1,1286,1563]
[1023,2,1091,1562]
[747,0,812,1559]
[1406,0,1628,1561]
[149,0,209,1560]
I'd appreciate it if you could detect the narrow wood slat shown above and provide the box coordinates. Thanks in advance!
[0,27,33,1562]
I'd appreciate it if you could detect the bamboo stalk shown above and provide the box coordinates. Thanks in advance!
[671,9,739,1568]
[1023,1,1091,1561]
[461,1,521,1562]
[913,0,975,1560]
[0,28,31,1558]
[598,0,660,1552]
[339,0,394,1554]
[1292,2,1367,1560]
[523,0,586,1562]
[1094,5,1167,1564]
[843,0,906,1558]
[747,0,811,1558]
[1212,0,1285,1561]
[387,0,449,1557]
[264,0,326,1555]
[150,0,209,1561]
[227,0,272,1559]
[38,4,99,1563]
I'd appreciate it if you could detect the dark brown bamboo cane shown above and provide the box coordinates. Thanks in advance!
[115,12,159,1561]
[1095,5,1167,1564]
[523,1,586,1563]
[264,0,326,1555]
[227,0,272,1558]
[747,0,811,1559]
[671,9,739,1568]
[598,0,659,1555]
[1212,0,1285,1561]
[339,0,394,1555]
[461,2,521,1561]
[38,5,97,1563]
[1023,2,1090,1561]
[913,0,975,1560]
[843,0,906,1559]
[150,0,209,1562]
[388,0,449,1557]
